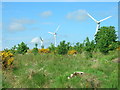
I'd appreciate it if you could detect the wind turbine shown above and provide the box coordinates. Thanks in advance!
[40,37,44,48]
[48,25,60,47]
[87,13,112,35]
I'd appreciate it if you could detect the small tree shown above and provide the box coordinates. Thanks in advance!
[74,42,84,54]
[32,43,38,55]
[16,42,29,55]
[57,40,70,55]
[48,43,56,53]
[10,45,17,54]
[83,37,95,58]
[95,26,117,54]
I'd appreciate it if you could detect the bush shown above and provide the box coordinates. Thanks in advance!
[38,48,50,53]
[16,42,29,55]
[32,48,38,55]
[95,26,117,54]
[74,42,83,53]
[83,37,95,58]
[32,43,39,55]
[0,51,14,69]
[68,50,77,55]
[10,45,17,54]
[57,40,70,55]
[109,42,118,51]
[48,43,56,53]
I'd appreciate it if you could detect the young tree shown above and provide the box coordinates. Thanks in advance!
[32,43,38,55]
[16,42,29,55]
[83,37,95,58]
[74,42,83,54]
[95,26,117,54]
[48,43,56,53]
[57,40,70,55]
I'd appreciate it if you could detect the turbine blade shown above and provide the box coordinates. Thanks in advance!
[99,16,112,22]
[87,13,97,23]
[40,37,43,41]
[55,25,60,33]
[48,32,54,35]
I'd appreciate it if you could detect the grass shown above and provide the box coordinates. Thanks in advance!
[2,50,118,88]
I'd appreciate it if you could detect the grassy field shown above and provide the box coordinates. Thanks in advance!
[2,50,118,88]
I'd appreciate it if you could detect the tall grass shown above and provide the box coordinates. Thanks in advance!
[2,50,118,88]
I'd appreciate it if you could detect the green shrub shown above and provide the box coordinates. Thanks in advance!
[74,42,83,53]
[32,43,38,55]
[57,40,70,55]
[16,42,29,55]
[48,43,56,53]
[95,26,117,54]
[83,37,95,58]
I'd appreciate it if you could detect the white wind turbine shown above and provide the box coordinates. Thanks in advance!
[40,37,44,47]
[87,13,112,35]
[48,25,60,47]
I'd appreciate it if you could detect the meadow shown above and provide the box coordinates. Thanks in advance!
[2,50,118,88]
[1,26,119,89]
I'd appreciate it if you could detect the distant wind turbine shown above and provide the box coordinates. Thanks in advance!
[48,25,60,47]
[87,12,112,35]
[40,37,44,48]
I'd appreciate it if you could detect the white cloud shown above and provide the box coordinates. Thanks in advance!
[40,11,52,18]
[31,37,41,44]
[13,19,35,24]
[8,19,35,31]
[9,22,26,31]
[66,9,88,21]
[41,22,54,25]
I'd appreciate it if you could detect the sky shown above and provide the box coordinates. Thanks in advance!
[2,0,119,2]
[1,2,118,50]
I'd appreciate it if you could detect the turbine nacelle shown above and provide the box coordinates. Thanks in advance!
[87,12,112,35]
[48,25,61,47]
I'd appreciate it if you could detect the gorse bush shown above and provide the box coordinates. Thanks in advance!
[68,50,77,55]
[57,40,70,55]
[0,51,14,69]
[16,42,29,55]
[38,48,50,53]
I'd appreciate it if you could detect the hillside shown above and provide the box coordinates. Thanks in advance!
[2,50,118,88]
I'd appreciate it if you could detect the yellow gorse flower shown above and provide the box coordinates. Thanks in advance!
[38,48,50,53]
[68,50,77,55]
[1,51,14,68]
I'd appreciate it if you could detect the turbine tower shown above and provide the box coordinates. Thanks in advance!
[40,37,44,47]
[87,13,112,35]
[48,25,60,47]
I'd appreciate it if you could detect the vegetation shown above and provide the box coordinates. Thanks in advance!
[1,26,119,88]
[0,51,14,69]
[95,26,117,54]
[2,50,118,88]
[32,43,39,55]
[16,42,29,55]
[57,40,70,55]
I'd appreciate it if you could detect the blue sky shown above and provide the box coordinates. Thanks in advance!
[2,2,118,50]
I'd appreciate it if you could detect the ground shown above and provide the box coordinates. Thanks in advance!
[2,50,118,88]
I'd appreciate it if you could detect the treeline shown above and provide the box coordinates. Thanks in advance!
[3,26,120,58]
